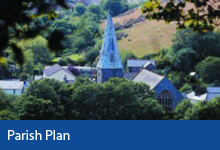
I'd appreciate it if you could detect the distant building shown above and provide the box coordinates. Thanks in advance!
[0,80,24,95]
[185,92,207,104]
[206,87,220,100]
[43,64,76,83]
[185,87,220,103]
[127,60,156,72]
[133,70,184,111]
[96,11,124,83]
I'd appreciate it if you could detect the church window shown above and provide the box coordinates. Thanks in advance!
[158,90,173,112]
[110,53,114,62]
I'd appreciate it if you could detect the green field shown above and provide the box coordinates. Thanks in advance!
[53,54,84,63]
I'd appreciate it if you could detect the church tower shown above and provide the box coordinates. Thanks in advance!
[96,11,124,83]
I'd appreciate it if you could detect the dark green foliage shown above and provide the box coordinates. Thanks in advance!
[168,71,186,89]
[58,58,68,66]
[69,77,164,120]
[184,97,220,120]
[196,57,220,84]
[173,100,193,120]
[101,0,129,17]
[20,72,28,81]
[74,3,87,16]
[19,96,56,120]
[0,89,11,111]
[180,84,193,94]
[21,79,66,119]
[0,109,18,120]
[171,48,197,73]
[142,0,220,32]
[0,0,68,63]
[87,4,103,18]
[84,49,99,65]
[168,29,220,74]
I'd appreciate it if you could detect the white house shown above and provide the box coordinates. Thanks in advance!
[0,80,24,95]
[43,64,76,83]
[186,92,207,104]
[185,87,220,103]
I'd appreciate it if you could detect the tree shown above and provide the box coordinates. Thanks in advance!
[19,36,53,65]
[69,77,163,120]
[0,89,11,111]
[184,97,220,120]
[196,57,220,83]
[101,0,129,17]
[87,4,103,18]
[141,0,220,32]
[173,99,192,120]
[171,47,197,73]
[74,3,87,16]
[19,96,56,120]
[0,0,68,64]
[84,49,99,65]
[22,79,65,119]
[168,29,220,72]
[0,110,18,120]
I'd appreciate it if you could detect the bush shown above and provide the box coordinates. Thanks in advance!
[58,59,68,66]
[20,72,28,81]
[184,97,220,120]
[173,100,192,120]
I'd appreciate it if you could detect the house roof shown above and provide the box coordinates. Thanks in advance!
[44,64,74,77]
[206,87,220,100]
[143,62,156,69]
[0,81,24,90]
[127,60,156,67]
[186,92,207,101]
[132,70,164,90]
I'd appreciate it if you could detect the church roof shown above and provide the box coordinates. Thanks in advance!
[127,60,156,67]
[132,70,164,90]
[96,11,123,69]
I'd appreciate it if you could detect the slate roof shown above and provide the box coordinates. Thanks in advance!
[206,87,220,100]
[127,60,156,67]
[44,64,74,77]
[0,81,24,90]
[132,70,164,90]
[124,72,138,80]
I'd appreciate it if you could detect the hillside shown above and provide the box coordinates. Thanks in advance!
[101,8,177,57]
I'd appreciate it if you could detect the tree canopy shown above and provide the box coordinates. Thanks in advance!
[0,0,68,64]
[142,0,220,32]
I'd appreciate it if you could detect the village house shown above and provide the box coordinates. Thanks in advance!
[0,80,24,95]
[43,64,76,83]
[186,87,220,103]
[127,59,156,72]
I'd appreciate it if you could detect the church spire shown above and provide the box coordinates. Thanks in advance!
[96,11,123,69]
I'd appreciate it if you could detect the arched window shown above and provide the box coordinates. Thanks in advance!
[158,90,173,111]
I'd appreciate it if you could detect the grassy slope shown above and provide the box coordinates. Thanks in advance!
[53,54,84,63]
[101,9,177,57]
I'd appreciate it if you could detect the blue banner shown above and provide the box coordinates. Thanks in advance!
[0,121,219,150]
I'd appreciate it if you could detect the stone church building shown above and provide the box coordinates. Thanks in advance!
[97,12,183,110]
